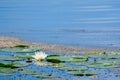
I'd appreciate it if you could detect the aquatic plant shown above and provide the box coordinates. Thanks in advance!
[0,63,17,68]
[14,45,29,48]
[46,55,88,63]
[32,51,47,61]
[68,70,98,76]
[0,47,39,52]
[0,50,119,79]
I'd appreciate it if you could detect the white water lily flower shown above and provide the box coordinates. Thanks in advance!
[32,51,47,61]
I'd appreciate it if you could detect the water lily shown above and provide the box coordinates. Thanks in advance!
[32,51,47,61]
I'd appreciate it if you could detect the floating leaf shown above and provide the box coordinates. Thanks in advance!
[86,61,118,68]
[60,66,88,71]
[18,68,56,79]
[0,62,18,68]
[14,45,29,48]
[46,55,88,63]
[46,55,63,63]
[111,60,120,65]
[13,62,29,67]
[13,53,33,59]
[18,68,36,75]
[0,67,16,73]
[34,74,56,79]
[72,56,88,59]
[84,70,98,76]
[0,73,12,76]
[0,47,39,53]
[88,54,120,59]
[68,70,97,76]
[0,55,22,61]
[0,61,28,68]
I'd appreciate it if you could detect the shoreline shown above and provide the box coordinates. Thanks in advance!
[0,36,120,54]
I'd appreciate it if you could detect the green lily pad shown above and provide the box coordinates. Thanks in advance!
[18,68,56,79]
[14,45,29,48]
[72,56,88,59]
[70,58,88,62]
[0,47,39,53]
[86,61,118,68]
[68,70,97,76]
[13,53,33,59]
[46,55,63,63]
[0,62,18,68]
[13,62,29,67]
[0,73,12,76]
[60,66,88,71]
[0,55,22,61]
[0,67,16,73]
[84,70,98,76]
[110,60,120,65]
[18,68,36,75]
[88,54,120,59]
[0,61,29,68]
[34,74,56,79]
[46,55,88,63]
[69,61,86,66]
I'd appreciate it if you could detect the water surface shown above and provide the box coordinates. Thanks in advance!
[0,0,120,48]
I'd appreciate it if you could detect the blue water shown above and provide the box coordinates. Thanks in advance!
[0,0,120,48]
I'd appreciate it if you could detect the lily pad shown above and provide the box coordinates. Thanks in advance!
[0,55,22,61]
[0,62,18,68]
[14,45,29,48]
[0,73,12,76]
[46,55,88,63]
[46,55,63,63]
[0,61,29,68]
[18,68,56,79]
[84,70,98,76]
[0,67,16,73]
[18,68,36,75]
[60,66,88,71]
[34,74,56,79]
[13,53,33,60]
[0,47,39,53]
[13,62,29,67]
[72,56,88,59]
[88,54,120,59]
[68,70,97,76]
[86,61,118,68]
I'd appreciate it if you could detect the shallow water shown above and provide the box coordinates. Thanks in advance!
[0,51,120,80]
[0,0,120,48]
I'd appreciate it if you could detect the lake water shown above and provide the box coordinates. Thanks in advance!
[0,0,120,48]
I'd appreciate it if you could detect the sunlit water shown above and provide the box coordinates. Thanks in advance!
[0,0,120,49]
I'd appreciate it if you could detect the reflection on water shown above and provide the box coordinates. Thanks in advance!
[0,0,120,48]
